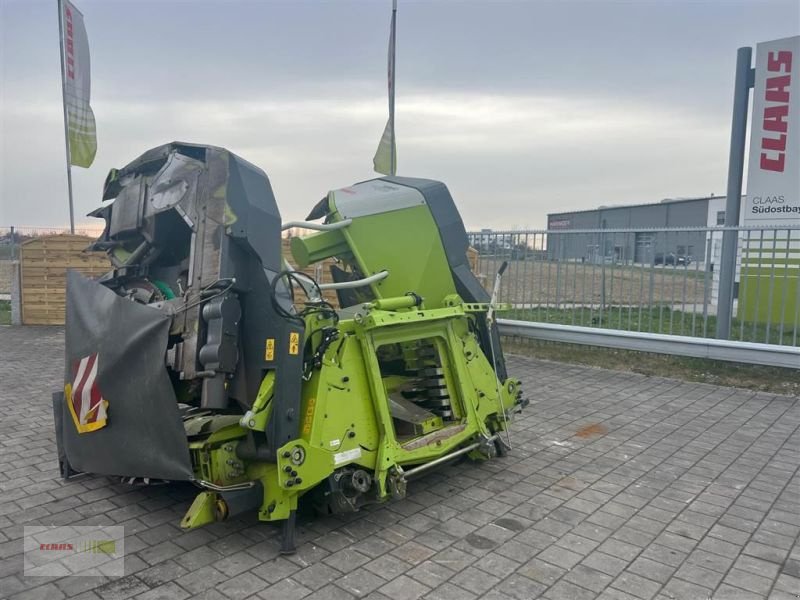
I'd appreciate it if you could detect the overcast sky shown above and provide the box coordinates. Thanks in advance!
[1,0,798,230]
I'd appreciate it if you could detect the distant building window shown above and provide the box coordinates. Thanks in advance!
[716,211,725,225]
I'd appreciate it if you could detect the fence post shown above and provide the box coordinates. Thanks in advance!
[11,258,22,326]
[717,47,753,340]
[10,226,16,261]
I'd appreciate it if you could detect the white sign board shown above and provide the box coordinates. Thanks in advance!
[744,35,800,225]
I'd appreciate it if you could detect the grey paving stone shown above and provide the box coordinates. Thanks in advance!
[722,568,774,596]
[582,551,633,577]
[406,559,455,588]
[324,548,371,573]
[774,573,800,593]
[134,581,190,600]
[613,526,658,548]
[673,561,724,589]
[137,560,189,588]
[391,541,437,565]
[173,539,223,568]
[563,563,614,593]
[174,567,228,595]
[537,543,583,570]
[336,568,386,598]
[429,547,476,573]
[712,583,765,600]
[251,556,302,584]
[782,558,800,578]
[660,577,713,600]
[486,539,530,563]
[496,573,547,600]
[611,571,662,600]
[378,574,430,600]
[306,583,359,600]
[473,553,520,579]
[517,556,565,586]
[2,327,798,600]
[257,578,312,600]
[597,538,643,562]
[10,583,67,600]
[555,532,601,556]
[293,562,342,591]
[451,566,501,595]
[626,556,675,585]
[364,554,414,581]
[215,572,268,599]
[92,576,150,600]
[426,582,479,600]
[214,550,263,577]
[742,540,790,564]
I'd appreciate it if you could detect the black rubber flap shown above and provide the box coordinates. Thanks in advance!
[60,271,193,480]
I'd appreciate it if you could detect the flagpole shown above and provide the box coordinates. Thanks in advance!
[389,0,397,176]
[57,0,76,233]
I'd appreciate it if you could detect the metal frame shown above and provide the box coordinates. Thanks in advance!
[499,319,800,369]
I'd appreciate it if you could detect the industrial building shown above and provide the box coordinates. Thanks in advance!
[546,195,735,265]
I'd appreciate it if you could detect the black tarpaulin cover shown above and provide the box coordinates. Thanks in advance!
[55,271,193,480]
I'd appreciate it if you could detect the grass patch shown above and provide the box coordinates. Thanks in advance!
[506,306,799,346]
[504,337,800,396]
[0,300,10,325]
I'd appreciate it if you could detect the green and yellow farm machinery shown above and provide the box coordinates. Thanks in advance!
[53,142,526,552]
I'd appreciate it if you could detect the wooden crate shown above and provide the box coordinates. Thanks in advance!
[20,235,110,325]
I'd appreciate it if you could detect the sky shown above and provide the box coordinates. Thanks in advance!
[1,0,798,231]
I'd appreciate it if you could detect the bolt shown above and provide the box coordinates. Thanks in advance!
[348,431,356,438]
[285,479,294,487]
[295,477,302,484]
[282,451,291,458]
[291,470,298,477]
[284,465,292,472]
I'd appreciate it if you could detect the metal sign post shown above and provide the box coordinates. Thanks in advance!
[716,47,754,340]
[57,0,76,234]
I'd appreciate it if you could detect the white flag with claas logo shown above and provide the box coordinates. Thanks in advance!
[60,0,97,168]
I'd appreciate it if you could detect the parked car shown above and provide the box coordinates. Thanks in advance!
[654,252,692,266]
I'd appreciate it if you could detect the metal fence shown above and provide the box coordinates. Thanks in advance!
[469,227,800,352]
[3,224,799,364]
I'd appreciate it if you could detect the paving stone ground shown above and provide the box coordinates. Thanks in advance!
[1,325,799,600]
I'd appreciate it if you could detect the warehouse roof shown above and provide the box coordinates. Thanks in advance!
[547,194,739,219]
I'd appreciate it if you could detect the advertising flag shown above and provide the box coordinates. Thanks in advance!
[373,1,397,176]
[60,0,97,168]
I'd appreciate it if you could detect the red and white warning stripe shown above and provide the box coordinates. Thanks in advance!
[71,353,106,425]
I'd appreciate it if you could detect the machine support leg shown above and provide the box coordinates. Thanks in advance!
[280,510,297,555]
